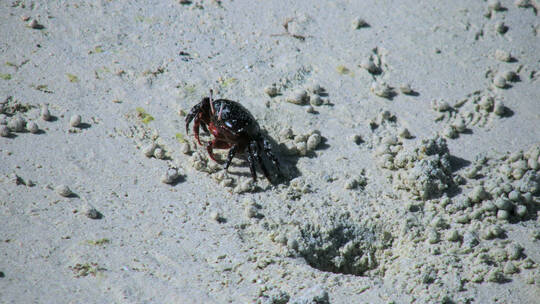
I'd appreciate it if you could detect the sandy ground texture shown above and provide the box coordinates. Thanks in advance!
[1,0,540,303]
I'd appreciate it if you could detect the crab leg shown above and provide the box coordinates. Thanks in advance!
[185,104,199,133]
[246,144,258,181]
[193,119,202,146]
[252,141,271,181]
[224,144,239,170]
[206,144,217,162]
[207,139,232,163]
[261,138,281,175]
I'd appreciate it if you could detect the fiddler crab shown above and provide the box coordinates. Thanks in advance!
[186,90,281,182]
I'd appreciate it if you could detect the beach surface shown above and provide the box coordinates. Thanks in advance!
[1,0,539,303]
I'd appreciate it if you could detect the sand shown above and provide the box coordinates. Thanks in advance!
[1,0,539,303]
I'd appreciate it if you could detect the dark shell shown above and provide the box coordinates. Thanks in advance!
[210,99,260,136]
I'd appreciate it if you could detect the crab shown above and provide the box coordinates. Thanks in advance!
[185,90,280,181]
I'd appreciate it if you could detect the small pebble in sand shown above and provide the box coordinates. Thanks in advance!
[352,17,369,29]
[522,258,535,270]
[27,19,43,29]
[181,142,191,154]
[491,225,505,238]
[351,134,363,145]
[9,173,23,185]
[427,229,440,244]
[307,84,324,95]
[433,100,451,112]
[463,231,479,248]
[8,116,25,132]
[0,125,10,137]
[306,106,316,114]
[161,168,179,184]
[26,121,39,134]
[494,100,506,115]
[70,114,82,127]
[527,157,539,171]
[495,198,513,211]
[244,205,259,219]
[264,85,279,97]
[85,207,102,219]
[470,186,488,203]
[154,148,165,159]
[503,262,519,275]
[306,133,321,151]
[344,178,358,190]
[294,134,308,143]
[479,96,494,111]
[296,142,308,156]
[28,19,38,27]
[275,234,288,245]
[382,135,398,146]
[378,110,393,122]
[507,244,523,260]
[220,178,233,187]
[515,0,533,8]
[502,182,513,193]
[286,89,308,105]
[41,105,51,121]
[494,50,511,62]
[398,127,412,139]
[370,81,393,98]
[502,70,517,81]
[447,229,461,242]
[495,21,508,34]
[210,211,223,222]
[453,119,466,133]
[443,125,457,139]
[399,83,413,95]
[522,192,533,203]
[488,0,503,11]
[279,127,293,140]
[508,190,521,202]
[497,209,510,220]
[493,74,507,88]
[310,95,323,106]
[486,269,505,283]
[483,200,497,212]
[142,143,157,157]
[515,205,528,218]
[55,184,73,197]
[234,179,254,194]
[361,58,379,74]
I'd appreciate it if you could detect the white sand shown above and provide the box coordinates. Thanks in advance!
[1,0,539,303]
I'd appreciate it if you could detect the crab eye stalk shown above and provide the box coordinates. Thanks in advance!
[218,102,224,121]
[209,89,215,114]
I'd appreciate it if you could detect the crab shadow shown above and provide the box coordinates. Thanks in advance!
[76,122,92,129]
[445,155,472,198]
[260,130,302,185]
[265,132,330,184]
[500,107,514,118]
[404,90,420,97]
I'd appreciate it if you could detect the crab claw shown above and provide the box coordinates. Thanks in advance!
[185,104,203,146]
[185,113,195,134]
